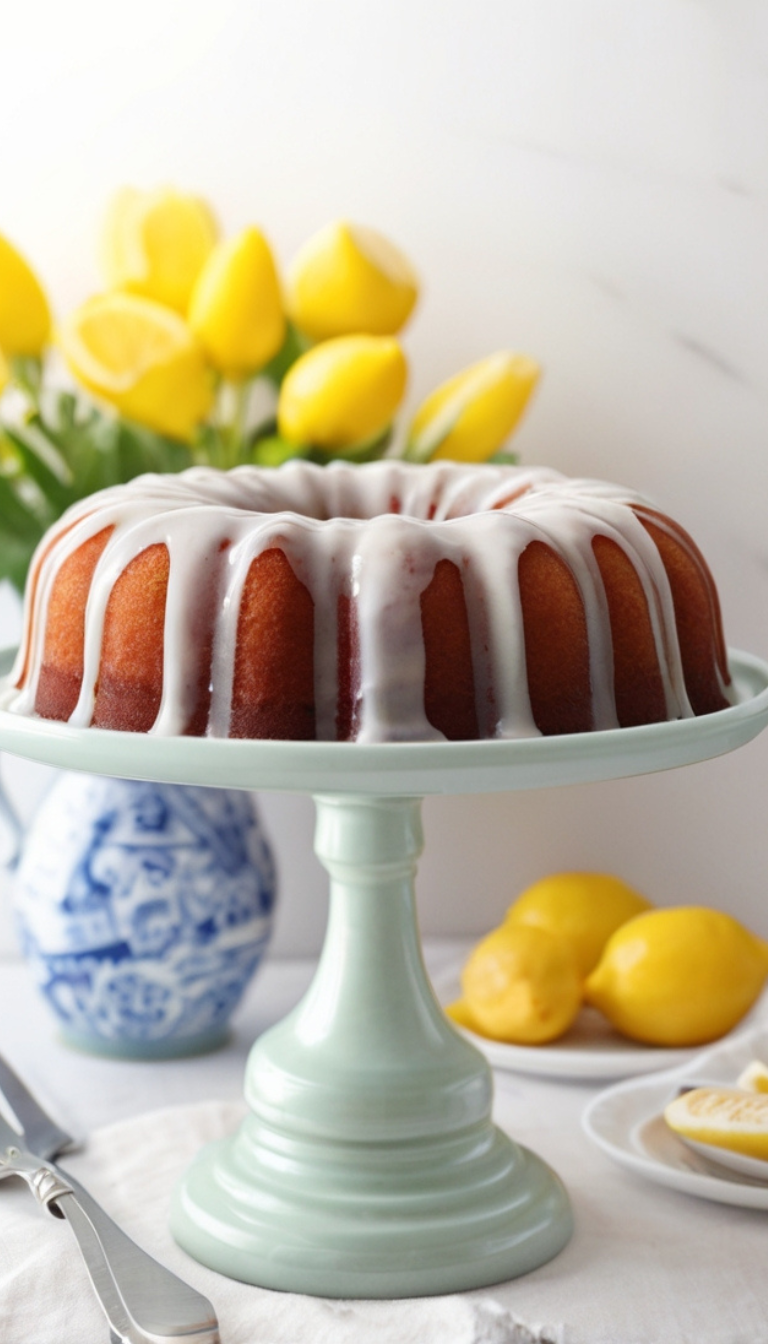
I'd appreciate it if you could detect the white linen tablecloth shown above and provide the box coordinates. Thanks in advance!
[0,948,766,1343]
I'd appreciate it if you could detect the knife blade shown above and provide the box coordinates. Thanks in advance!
[0,1053,74,1158]
[0,1056,220,1343]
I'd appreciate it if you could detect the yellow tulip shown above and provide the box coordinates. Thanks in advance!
[60,292,214,441]
[188,227,286,378]
[0,346,9,395]
[278,334,407,451]
[406,352,540,463]
[0,232,51,357]
[101,187,218,315]
[287,221,418,341]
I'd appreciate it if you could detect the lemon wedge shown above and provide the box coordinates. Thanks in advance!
[60,292,213,440]
[736,1060,768,1093]
[665,1087,768,1161]
[101,187,218,314]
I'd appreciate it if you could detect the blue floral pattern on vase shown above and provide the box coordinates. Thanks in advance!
[13,773,276,1057]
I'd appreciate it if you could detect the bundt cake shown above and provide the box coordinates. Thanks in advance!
[6,460,732,742]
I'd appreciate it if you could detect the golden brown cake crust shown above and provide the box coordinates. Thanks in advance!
[9,461,733,743]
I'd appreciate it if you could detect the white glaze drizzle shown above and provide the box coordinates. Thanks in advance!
[6,460,732,741]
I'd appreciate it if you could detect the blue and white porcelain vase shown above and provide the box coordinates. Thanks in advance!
[12,773,277,1058]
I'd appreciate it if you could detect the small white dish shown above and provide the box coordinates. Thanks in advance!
[432,964,696,1080]
[676,1137,768,1183]
[583,1024,768,1209]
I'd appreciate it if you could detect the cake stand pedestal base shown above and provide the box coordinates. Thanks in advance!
[170,794,573,1297]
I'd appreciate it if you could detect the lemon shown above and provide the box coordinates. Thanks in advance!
[664,1087,768,1161]
[60,292,214,441]
[460,923,582,1045]
[277,334,407,451]
[736,1060,768,1093]
[188,226,286,378]
[506,872,652,978]
[0,231,51,357]
[407,352,540,464]
[287,220,418,341]
[101,187,218,315]
[444,998,480,1032]
[585,907,768,1047]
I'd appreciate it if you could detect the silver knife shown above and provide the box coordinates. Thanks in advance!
[0,1054,220,1344]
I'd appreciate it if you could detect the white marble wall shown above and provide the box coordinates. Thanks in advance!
[1,0,767,955]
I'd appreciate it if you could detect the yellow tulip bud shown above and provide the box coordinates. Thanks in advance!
[101,187,218,315]
[407,352,540,463]
[278,335,407,451]
[188,227,286,378]
[287,221,418,342]
[60,292,214,441]
[0,232,51,358]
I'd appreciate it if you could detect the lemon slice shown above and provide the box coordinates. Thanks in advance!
[664,1087,768,1161]
[60,292,213,440]
[101,187,218,314]
[736,1060,768,1093]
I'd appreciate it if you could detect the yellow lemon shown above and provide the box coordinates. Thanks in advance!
[188,226,286,378]
[287,220,418,341]
[0,232,51,357]
[406,352,539,463]
[60,292,214,441]
[736,1060,768,1093]
[506,872,652,978]
[101,187,218,315]
[585,907,768,1047]
[460,924,583,1045]
[277,334,407,451]
[664,1087,768,1161]
[444,998,480,1032]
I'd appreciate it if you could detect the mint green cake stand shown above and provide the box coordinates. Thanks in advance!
[1,648,768,1298]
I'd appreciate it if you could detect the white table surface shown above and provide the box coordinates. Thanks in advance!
[1,941,767,1344]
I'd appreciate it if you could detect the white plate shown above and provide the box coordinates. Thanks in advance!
[432,963,698,1080]
[583,1024,768,1209]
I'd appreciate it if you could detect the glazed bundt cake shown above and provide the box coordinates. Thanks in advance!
[7,460,732,742]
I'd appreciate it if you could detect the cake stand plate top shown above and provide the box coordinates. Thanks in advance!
[0,648,766,797]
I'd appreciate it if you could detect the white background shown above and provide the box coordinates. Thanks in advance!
[1,0,767,957]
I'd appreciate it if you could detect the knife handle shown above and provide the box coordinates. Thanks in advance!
[61,1166,220,1343]
[0,1147,219,1343]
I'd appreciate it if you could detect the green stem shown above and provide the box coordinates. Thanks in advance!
[10,356,43,405]
[214,377,251,470]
